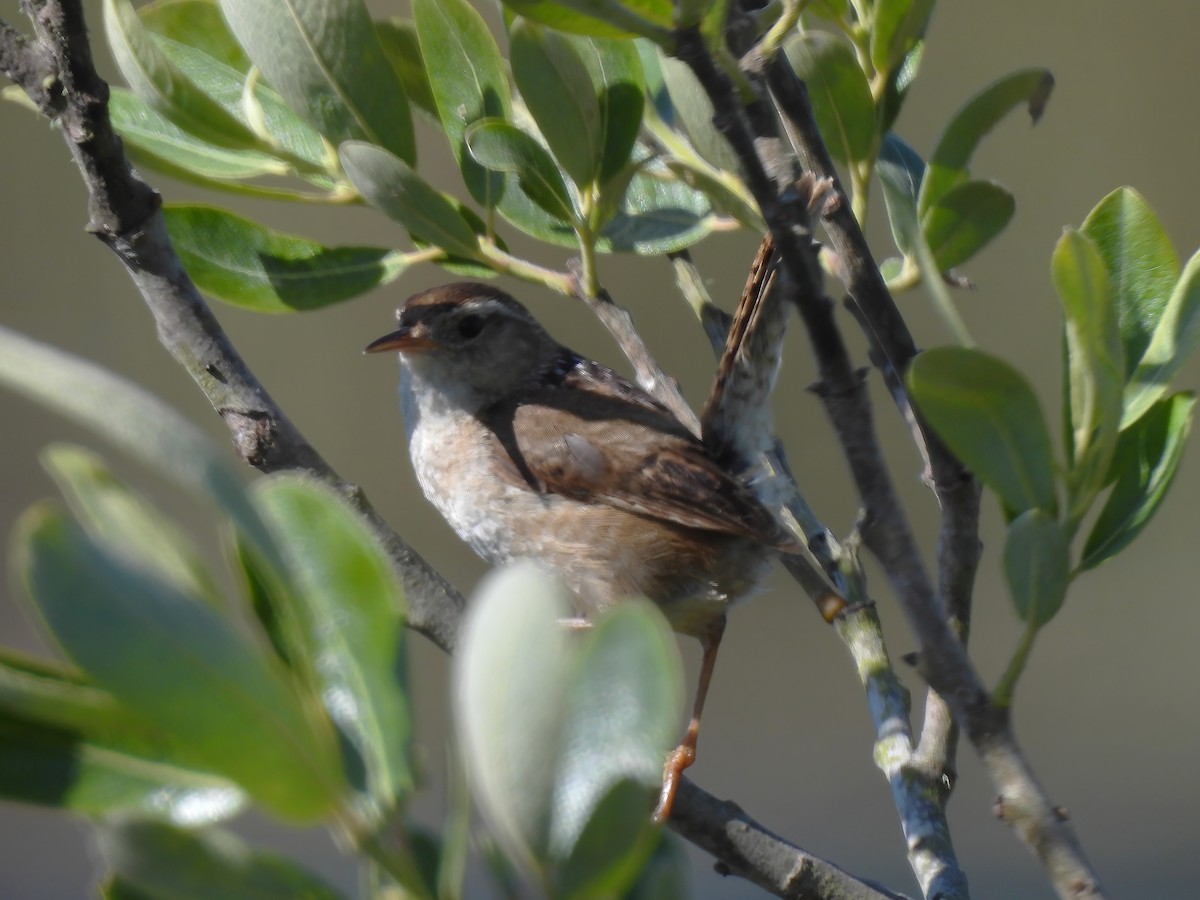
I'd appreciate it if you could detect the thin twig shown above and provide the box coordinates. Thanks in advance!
[671,780,913,900]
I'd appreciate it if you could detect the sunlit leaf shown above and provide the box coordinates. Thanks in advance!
[340,141,482,259]
[1123,250,1200,427]
[218,0,414,162]
[1083,392,1195,569]
[466,119,576,222]
[919,69,1054,216]
[1082,187,1181,377]
[164,204,406,312]
[908,347,1057,515]
[415,0,510,206]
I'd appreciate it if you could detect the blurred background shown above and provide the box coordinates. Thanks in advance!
[2,1,1198,897]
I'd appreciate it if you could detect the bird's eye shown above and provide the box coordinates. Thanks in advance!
[457,313,485,340]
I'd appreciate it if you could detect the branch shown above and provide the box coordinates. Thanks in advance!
[671,780,913,900]
[671,18,1102,896]
[8,0,463,654]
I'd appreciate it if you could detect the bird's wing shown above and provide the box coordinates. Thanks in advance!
[481,361,794,549]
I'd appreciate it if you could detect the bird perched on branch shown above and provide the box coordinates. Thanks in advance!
[366,281,801,821]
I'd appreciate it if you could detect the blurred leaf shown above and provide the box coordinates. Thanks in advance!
[466,119,577,222]
[153,38,328,170]
[1123,250,1200,427]
[41,443,223,608]
[919,68,1054,216]
[500,0,673,42]
[908,347,1057,515]
[340,141,482,259]
[877,39,924,133]
[437,755,471,900]
[1082,392,1195,569]
[415,0,510,207]
[455,563,681,880]
[0,327,276,558]
[376,19,439,124]
[1003,509,1069,627]
[104,0,261,150]
[657,51,739,173]
[1082,187,1180,376]
[876,132,925,256]
[625,832,689,900]
[555,780,660,899]
[569,34,645,182]
[1052,229,1124,497]
[511,20,602,188]
[870,0,934,75]
[14,506,345,822]
[252,475,413,819]
[784,32,875,165]
[921,178,1014,270]
[0,651,244,822]
[99,820,346,899]
[218,0,414,162]
[164,204,406,313]
[455,562,574,871]
[141,0,250,72]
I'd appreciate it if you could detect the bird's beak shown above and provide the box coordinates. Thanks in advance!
[364,326,437,355]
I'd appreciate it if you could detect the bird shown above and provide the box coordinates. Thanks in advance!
[365,281,800,822]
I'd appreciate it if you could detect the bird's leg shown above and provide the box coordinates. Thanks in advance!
[652,614,727,824]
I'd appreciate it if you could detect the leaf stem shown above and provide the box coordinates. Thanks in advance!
[993,619,1040,708]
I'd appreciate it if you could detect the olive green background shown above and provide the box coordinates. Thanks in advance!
[2,1,1199,897]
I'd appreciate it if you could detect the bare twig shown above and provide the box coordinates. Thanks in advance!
[671,780,913,900]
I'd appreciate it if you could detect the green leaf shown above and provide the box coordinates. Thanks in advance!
[99,821,347,900]
[375,19,439,125]
[784,32,875,165]
[625,833,689,900]
[107,88,295,188]
[660,159,762,230]
[0,651,244,822]
[1082,392,1196,569]
[40,443,223,608]
[141,0,250,72]
[1082,187,1180,376]
[510,19,603,188]
[921,179,1014,271]
[252,475,414,819]
[466,120,577,222]
[657,51,739,173]
[555,780,660,899]
[1123,250,1200,427]
[870,0,934,76]
[500,0,674,42]
[152,37,328,171]
[455,563,682,876]
[908,347,1057,515]
[414,0,510,207]
[877,38,924,133]
[1003,509,1069,627]
[340,141,482,259]
[876,131,925,255]
[0,327,277,558]
[1052,229,1124,495]
[164,204,406,313]
[569,34,645,182]
[218,0,414,162]
[919,69,1054,216]
[13,506,345,822]
[104,0,262,150]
